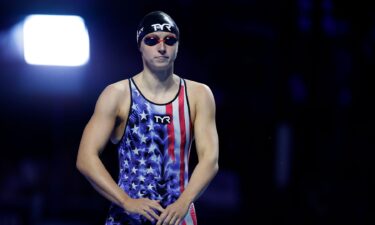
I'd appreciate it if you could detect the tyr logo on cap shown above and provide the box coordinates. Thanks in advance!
[151,23,172,32]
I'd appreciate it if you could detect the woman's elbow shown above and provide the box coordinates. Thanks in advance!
[76,158,84,173]
[76,154,88,175]
[208,155,219,175]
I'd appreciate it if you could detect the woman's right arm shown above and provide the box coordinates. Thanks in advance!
[76,84,130,207]
[76,83,164,221]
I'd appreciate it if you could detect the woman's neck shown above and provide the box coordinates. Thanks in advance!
[137,68,178,94]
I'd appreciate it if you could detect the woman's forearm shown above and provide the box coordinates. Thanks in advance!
[178,157,219,204]
[76,154,130,207]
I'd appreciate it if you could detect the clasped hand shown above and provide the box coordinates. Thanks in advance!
[124,198,190,225]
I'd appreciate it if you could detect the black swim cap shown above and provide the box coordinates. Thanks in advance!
[136,11,179,46]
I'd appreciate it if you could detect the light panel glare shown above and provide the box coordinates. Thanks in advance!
[23,15,90,66]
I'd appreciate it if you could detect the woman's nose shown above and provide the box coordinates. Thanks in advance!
[157,42,166,54]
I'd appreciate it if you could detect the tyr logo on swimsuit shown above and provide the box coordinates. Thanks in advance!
[154,115,171,124]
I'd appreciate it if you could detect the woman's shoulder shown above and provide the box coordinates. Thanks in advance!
[183,78,213,95]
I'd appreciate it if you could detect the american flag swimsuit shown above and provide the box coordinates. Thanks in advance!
[105,78,197,225]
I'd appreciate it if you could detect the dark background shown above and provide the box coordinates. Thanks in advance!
[0,0,374,225]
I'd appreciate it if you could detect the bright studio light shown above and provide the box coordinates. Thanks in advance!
[23,15,90,66]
